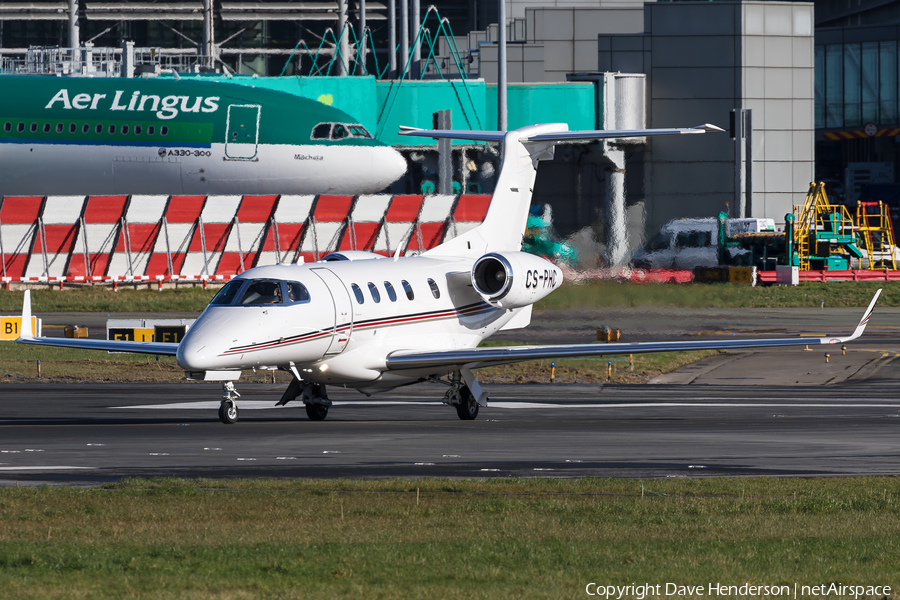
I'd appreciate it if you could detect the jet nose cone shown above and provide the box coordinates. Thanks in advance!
[176,333,214,372]
[377,147,408,188]
[176,312,229,371]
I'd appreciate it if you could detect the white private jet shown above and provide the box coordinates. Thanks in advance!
[15,122,881,423]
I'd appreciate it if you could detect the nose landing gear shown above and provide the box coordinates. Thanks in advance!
[218,381,241,424]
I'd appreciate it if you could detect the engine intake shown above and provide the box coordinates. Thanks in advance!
[471,252,562,309]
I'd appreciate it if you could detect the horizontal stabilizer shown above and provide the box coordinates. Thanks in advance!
[398,124,724,143]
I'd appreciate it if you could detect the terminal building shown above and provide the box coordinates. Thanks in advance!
[1,0,900,270]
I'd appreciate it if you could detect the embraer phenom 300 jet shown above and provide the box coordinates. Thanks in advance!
[0,75,406,195]
[16,122,881,423]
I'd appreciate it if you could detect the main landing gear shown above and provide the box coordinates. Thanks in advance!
[278,378,331,421]
[443,372,484,421]
[218,381,241,424]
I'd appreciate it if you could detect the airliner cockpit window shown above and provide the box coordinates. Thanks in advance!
[239,280,283,305]
[210,280,244,305]
[349,125,372,139]
[312,123,331,139]
[332,124,349,139]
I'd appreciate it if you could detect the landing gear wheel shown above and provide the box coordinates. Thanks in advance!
[455,386,479,421]
[305,403,329,421]
[219,400,239,424]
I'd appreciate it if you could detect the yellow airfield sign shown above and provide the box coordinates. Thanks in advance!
[106,319,194,346]
[0,316,40,340]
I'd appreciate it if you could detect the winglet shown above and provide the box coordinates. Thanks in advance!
[19,290,33,340]
[844,288,881,342]
[694,123,726,133]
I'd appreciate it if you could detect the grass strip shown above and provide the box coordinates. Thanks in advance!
[0,477,897,598]
[537,281,894,309]
[0,281,893,314]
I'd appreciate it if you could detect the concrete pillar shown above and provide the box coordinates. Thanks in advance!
[604,146,627,267]
[337,0,349,75]
[202,0,213,66]
[400,0,408,77]
[497,0,507,130]
[411,0,420,78]
[121,40,134,78]
[356,0,367,75]
[434,110,452,194]
[68,0,79,49]
[388,0,396,78]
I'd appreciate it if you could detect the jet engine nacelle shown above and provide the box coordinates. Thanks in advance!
[471,251,563,309]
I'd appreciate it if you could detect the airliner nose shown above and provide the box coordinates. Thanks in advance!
[175,312,229,371]
[377,147,408,188]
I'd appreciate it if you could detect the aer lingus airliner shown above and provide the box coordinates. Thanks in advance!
[15,122,881,423]
[0,75,407,196]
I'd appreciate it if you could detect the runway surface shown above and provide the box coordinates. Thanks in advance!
[6,306,899,484]
[1,380,899,485]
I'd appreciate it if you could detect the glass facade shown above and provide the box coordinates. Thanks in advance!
[817,40,900,129]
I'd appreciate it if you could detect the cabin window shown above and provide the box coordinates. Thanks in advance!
[427,278,440,299]
[287,281,310,303]
[161,126,169,136]
[17,122,25,132]
[351,283,364,304]
[401,280,414,300]
[332,124,348,140]
[210,280,243,305]
[148,125,155,135]
[3,122,10,132]
[44,123,51,133]
[135,125,142,135]
[349,125,372,139]
[82,124,89,133]
[55,123,63,133]
[69,123,76,133]
[384,281,397,302]
[122,125,129,135]
[238,280,283,305]
[368,282,381,303]
[30,123,37,133]
[108,125,116,134]
[311,123,331,139]
[95,124,103,134]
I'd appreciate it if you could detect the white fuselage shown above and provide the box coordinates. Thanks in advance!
[176,258,518,392]
[0,142,407,196]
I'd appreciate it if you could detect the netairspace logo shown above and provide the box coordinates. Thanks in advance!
[585,583,893,599]
[45,89,220,121]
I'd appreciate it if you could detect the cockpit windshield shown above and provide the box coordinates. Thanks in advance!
[310,122,374,141]
[208,279,311,307]
[210,280,243,305]
[240,280,283,305]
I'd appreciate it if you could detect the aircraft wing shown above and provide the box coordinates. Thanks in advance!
[13,290,179,356]
[386,289,881,371]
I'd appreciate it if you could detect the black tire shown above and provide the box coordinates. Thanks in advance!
[455,387,480,421]
[218,401,239,424]
[305,403,329,421]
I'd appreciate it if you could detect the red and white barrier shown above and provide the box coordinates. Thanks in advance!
[0,193,493,285]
